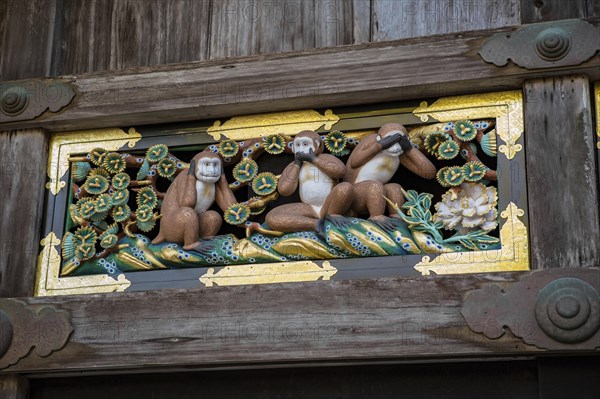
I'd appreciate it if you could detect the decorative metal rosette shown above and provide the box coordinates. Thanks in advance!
[136,187,158,208]
[454,120,477,142]
[324,131,348,156]
[111,189,129,206]
[262,134,286,155]
[146,144,169,163]
[73,226,97,261]
[112,204,131,223]
[94,193,113,213]
[112,172,130,190]
[88,148,107,166]
[157,157,177,178]
[102,152,126,174]
[99,232,118,249]
[233,158,258,183]
[218,140,240,158]
[251,172,278,196]
[83,175,109,195]
[224,203,251,225]
[437,140,460,160]
[462,161,487,182]
[71,162,91,183]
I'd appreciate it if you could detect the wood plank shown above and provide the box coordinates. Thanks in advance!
[0,129,49,297]
[371,0,520,41]
[524,75,600,269]
[0,375,29,399]
[51,0,212,76]
[352,0,372,43]
[4,272,546,374]
[1,20,600,132]
[0,0,56,80]
[520,0,600,23]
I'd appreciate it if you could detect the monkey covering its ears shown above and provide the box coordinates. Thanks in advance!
[152,150,237,250]
[344,123,437,224]
[265,130,354,233]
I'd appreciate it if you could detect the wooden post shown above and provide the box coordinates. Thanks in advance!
[523,75,600,269]
[0,129,49,297]
[0,375,29,399]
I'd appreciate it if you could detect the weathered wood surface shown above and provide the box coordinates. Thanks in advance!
[371,0,520,41]
[521,0,600,23]
[0,375,29,399]
[0,129,49,297]
[2,20,600,132]
[4,273,548,374]
[524,75,600,269]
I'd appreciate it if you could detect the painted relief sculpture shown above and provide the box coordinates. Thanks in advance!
[59,118,503,276]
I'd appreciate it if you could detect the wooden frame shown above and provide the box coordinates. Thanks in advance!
[36,91,529,297]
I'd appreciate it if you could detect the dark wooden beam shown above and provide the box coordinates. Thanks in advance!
[3,272,552,375]
[524,75,600,269]
[0,375,29,399]
[1,19,599,132]
[0,129,49,297]
[520,0,599,23]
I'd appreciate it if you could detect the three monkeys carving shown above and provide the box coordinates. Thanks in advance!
[154,124,437,247]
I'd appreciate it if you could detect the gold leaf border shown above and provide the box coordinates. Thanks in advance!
[46,127,142,195]
[207,109,339,140]
[413,91,524,159]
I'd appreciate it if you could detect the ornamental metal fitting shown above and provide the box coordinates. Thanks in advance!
[0,299,73,369]
[479,19,600,69]
[461,268,600,350]
[0,80,75,123]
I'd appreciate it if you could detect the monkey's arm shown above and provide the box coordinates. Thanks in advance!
[313,153,347,179]
[400,150,437,179]
[348,141,382,169]
[177,170,198,208]
[215,174,237,211]
[277,162,300,196]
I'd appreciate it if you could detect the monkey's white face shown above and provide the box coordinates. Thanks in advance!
[293,137,316,155]
[195,157,221,183]
[377,130,404,156]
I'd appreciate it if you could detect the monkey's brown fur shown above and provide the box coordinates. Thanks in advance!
[265,131,353,233]
[152,150,236,250]
[344,123,437,219]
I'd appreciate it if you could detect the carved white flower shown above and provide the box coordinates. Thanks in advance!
[434,183,498,233]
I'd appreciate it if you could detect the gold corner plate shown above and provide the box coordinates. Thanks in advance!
[200,260,337,287]
[47,127,142,195]
[207,109,339,140]
[415,203,529,275]
[413,91,524,159]
[594,82,600,150]
[35,232,131,296]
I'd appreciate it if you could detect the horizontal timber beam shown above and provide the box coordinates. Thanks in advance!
[0,271,565,375]
[1,19,599,132]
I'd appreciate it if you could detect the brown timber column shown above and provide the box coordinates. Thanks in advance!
[0,129,49,297]
[523,75,600,269]
[0,375,29,399]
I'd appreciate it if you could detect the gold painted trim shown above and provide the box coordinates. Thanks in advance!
[46,127,142,195]
[594,83,600,150]
[207,109,339,140]
[413,91,524,159]
[35,233,131,296]
[200,260,337,287]
[415,203,529,275]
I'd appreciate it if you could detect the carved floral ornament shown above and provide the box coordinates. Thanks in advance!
[37,91,528,296]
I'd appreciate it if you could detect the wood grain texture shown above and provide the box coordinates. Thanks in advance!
[520,0,600,23]
[0,375,29,399]
[371,0,520,41]
[524,75,600,269]
[0,129,49,297]
[4,273,544,374]
[0,0,56,80]
[1,20,599,132]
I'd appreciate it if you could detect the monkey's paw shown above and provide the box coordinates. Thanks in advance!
[369,215,401,233]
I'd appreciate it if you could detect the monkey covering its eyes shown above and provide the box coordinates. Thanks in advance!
[265,130,353,233]
[152,150,237,250]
